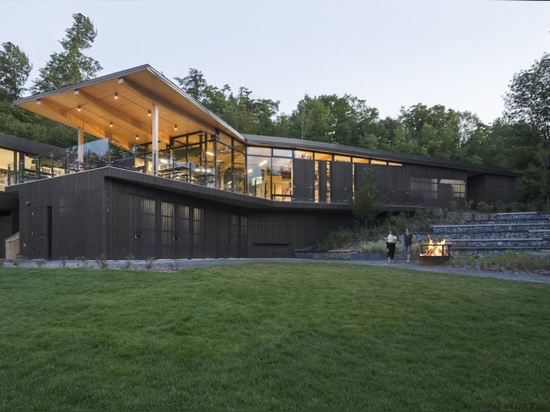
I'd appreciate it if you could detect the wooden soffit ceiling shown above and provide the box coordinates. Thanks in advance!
[14,65,244,150]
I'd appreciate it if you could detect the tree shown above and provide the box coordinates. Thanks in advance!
[174,68,208,101]
[351,165,383,231]
[0,42,32,102]
[397,104,463,159]
[32,13,102,93]
[504,53,550,140]
[288,95,333,141]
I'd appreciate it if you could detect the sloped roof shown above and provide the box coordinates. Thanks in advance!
[244,134,521,177]
[14,64,244,151]
[14,64,519,179]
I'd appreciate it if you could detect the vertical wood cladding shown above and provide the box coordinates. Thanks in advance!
[293,158,315,201]
[104,176,248,260]
[247,210,354,258]
[12,161,514,260]
[331,162,353,203]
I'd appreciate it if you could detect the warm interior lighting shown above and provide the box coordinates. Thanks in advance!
[206,151,214,156]
[135,135,139,141]
[148,110,151,116]
[174,125,178,131]
[77,105,81,111]
[110,122,113,127]
[259,160,268,166]
[36,99,41,105]
[114,92,119,99]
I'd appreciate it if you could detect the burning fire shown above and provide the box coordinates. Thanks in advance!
[420,238,449,257]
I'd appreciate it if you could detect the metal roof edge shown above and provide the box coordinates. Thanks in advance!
[143,66,247,141]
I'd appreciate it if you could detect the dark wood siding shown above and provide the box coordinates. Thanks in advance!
[330,161,353,203]
[247,210,354,258]
[293,158,315,201]
[468,174,516,207]
[318,161,327,203]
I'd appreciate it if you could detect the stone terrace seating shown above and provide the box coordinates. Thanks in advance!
[432,212,550,251]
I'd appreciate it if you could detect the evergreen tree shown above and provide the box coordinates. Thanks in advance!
[0,42,32,101]
[32,13,102,93]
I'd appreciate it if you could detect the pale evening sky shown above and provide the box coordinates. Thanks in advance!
[1,0,549,125]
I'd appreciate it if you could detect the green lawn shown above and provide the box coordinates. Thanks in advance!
[1,263,549,410]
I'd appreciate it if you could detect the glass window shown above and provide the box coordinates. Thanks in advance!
[273,149,292,157]
[334,155,351,162]
[440,178,465,197]
[233,151,246,194]
[234,139,246,155]
[271,157,292,201]
[219,131,233,146]
[410,177,437,200]
[314,152,332,161]
[247,155,270,198]
[294,150,313,159]
[248,147,271,156]
[371,159,387,165]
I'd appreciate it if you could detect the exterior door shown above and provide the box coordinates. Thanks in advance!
[132,197,156,259]
[30,206,51,259]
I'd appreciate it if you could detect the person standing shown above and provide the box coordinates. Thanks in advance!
[402,228,416,262]
[386,229,398,263]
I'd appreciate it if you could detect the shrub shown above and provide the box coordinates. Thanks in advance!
[145,257,155,271]
[76,256,89,268]
[317,226,355,250]
[95,254,108,269]
[123,255,134,270]
[13,255,26,267]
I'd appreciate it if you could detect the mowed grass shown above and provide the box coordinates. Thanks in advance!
[1,263,549,411]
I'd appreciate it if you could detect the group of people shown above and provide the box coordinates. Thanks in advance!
[386,228,417,263]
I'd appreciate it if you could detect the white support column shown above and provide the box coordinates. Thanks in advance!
[152,103,159,176]
[77,127,84,169]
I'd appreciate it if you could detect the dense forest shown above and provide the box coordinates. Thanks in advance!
[0,13,549,209]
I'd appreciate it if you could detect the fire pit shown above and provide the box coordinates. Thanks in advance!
[418,240,451,266]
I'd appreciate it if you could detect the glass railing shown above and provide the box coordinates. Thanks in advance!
[7,139,134,184]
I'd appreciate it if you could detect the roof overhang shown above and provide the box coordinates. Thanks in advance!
[14,64,245,151]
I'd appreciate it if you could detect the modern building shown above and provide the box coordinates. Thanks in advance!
[3,65,518,260]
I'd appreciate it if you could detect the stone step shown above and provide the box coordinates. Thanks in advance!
[435,231,544,240]
[433,223,550,234]
[445,238,548,249]
[428,212,550,252]
[471,212,550,224]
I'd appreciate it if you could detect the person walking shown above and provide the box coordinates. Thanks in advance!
[386,229,398,263]
[402,227,416,262]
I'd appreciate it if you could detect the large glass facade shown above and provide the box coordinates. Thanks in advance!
[7,128,471,209]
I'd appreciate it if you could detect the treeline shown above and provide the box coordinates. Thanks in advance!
[0,13,548,207]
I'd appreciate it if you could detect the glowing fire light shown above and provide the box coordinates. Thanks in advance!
[420,238,449,257]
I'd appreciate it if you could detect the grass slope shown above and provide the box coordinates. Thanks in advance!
[1,262,549,410]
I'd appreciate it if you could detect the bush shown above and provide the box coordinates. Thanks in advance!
[123,255,134,270]
[317,226,356,250]
[95,254,108,269]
